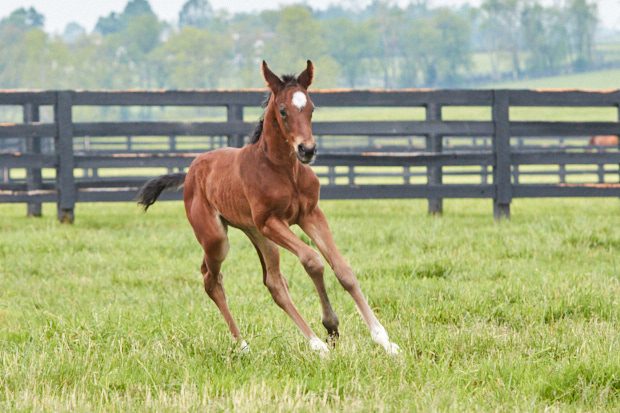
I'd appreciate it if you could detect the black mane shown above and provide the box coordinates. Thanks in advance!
[250,74,299,144]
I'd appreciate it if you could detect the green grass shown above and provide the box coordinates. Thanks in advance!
[1,199,619,411]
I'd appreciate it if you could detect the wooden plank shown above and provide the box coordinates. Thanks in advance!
[55,91,76,223]
[70,89,493,107]
[72,120,494,137]
[508,89,620,106]
[511,122,620,137]
[72,90,265,106]
[0,123,56,138]
[311,90,493,107]
[71,152,493,169]
[513,184,620,197]
[77,189,182,202]
[0,191,57,203]
[74,153,196,168]
[0,153,56,167]
[512,151,620,165]
[320,184,495,199]
[313,121,493,136]
[72,184,494,203]
[0,91,56,105]
[492,90,512,219]
[73,121,253,137]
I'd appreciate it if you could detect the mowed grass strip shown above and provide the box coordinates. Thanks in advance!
[1,199,619,411]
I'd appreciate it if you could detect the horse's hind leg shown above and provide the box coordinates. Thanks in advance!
[189,206,245,348]
[201,256,243,344]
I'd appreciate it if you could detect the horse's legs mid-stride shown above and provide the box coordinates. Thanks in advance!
[300,208,400,354]
[245,229,331,354]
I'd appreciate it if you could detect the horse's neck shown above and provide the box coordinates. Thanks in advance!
[259,107,297,167]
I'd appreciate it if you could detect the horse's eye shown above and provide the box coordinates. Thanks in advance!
[279,108,287,118]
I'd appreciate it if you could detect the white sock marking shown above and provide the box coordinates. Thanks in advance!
[309,337,329,356]
[371,326,401,355]
[292,91,307,110]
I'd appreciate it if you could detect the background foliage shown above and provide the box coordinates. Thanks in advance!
[0,0,610,90]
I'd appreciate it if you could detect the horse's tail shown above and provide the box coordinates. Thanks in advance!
[136,172,186,211]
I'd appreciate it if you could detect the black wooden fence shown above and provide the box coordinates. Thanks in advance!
[0,89,619,222]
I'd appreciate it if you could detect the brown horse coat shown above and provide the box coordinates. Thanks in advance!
[137,61,399,355]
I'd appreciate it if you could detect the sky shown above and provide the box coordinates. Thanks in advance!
[0,0,618,33]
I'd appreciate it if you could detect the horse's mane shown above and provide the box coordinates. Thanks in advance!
[250,74,299,144]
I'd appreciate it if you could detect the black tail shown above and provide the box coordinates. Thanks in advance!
[136,172,186,211]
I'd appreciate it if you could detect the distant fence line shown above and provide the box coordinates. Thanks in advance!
[0,89,619,222]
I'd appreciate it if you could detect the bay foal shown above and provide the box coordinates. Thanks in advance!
[137,61,400,355]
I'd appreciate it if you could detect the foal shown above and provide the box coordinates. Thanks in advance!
[137,61,400,355]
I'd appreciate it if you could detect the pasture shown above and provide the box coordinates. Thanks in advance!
[1,198,619,411]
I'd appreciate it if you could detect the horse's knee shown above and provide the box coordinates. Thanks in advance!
[301,251,324,277]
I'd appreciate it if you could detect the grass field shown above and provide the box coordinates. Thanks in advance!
[1,199,619,411]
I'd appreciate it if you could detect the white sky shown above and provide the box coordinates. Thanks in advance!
[0,0,618,33]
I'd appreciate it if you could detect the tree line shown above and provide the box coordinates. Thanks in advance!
[0,0,602,90]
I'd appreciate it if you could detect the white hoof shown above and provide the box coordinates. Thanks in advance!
[309,337,329,356]
[372,327,401,355]
[239,340,250,354]
[384,341,401,355]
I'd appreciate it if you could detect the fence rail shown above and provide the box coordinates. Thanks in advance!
[0,89,619,222]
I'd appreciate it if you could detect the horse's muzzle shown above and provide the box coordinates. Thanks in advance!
[297,144,316,164]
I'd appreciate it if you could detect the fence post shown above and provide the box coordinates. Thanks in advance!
[24,103,42,217]
[492,90,512,220]
[617,102,619,189]
[227,104,244,148]
[426,102,443,215]
[54,91,76,223]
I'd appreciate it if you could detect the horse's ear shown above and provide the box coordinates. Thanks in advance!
[298,60,314,89]
[262,61,283,92]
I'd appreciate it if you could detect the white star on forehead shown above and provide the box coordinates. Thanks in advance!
[292,91,307,110]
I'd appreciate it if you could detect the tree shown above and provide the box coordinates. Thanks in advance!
[565,0,598,71]
[179,0,214,28]
[0,7,44,30]
[324,18,374,87]
[400,9,471,87]
[152,27,233,88]
[480,0,523,79]
[62,22,86,44]
[95,0,157,35]
[368,1,405,88]
[520,4,568,75]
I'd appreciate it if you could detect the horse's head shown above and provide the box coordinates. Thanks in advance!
[262,60,316,164]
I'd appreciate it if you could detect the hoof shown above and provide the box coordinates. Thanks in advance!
[309,337,329,357]
[327,331,339,348]
[372,327,401,356]
[383,341,401,356]
[239,340,250,354]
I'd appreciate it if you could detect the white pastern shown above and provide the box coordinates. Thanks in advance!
[371,326,401,355]
[309,337,329,356]
[239,340,250,353]
[292,91,307,111]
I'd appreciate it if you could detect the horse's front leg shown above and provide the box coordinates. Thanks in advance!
[299,207,401,355]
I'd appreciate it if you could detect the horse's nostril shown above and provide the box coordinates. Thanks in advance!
[298,144,316,158]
